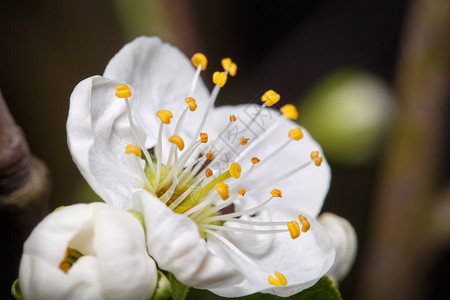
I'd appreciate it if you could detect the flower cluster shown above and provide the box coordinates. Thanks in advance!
[18,37,356,299]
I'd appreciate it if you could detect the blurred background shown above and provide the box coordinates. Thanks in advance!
[0,0,448,299]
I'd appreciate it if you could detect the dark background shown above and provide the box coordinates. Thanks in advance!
[1,1,448,299]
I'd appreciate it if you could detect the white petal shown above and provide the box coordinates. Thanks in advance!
[318,212,357,282]
[132,189,244,289]
[204,104,331,217]
[22,204,93,266]
[67,76,146,209]
[20,255,102,300]
[103,36,211,155]
[207,208,335,297]
[92,203,157,300]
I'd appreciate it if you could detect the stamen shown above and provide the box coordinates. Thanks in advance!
[221,58,237,77]
[310,151,323,166]
[200,132,208,143]
[287,221,301,239]
[185,97,198,111]
[270,189,282,198]
[116,86,154,174]
[203,194,276,222]
[59,248,83,273]
[206,168,213,178]
[288,128,303,141]
[280,104,298,120]
[167,177,205,210]
[200,224,288,235]
[251,157,260,164]
[229,114,237,122]
[206,151,214,160]
[191,53,208,71]
[126,146,155,194]
[268,272,287,286]
[229,162,242,179]
[125,144,141,157]
[248,160,312,192]
[168,135,185,151]
[261,90,280,107]
[213,71,228,88]
[206,229,288,288]
[215,183,230,200]
[115,84,132,98]
[314,157,323,166]
[298,215,311,232]
[240,138,249,146]
[156,110,173,124]
[238,188,246,196]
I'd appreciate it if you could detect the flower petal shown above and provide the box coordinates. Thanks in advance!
[103,36,211,153]
[204,104,331,217]
[318,212,357,282]
[20,255,102,300]
[67,76,147,209]
[207,207,335,297]
[92,203,157,300]
[132,189,245,289]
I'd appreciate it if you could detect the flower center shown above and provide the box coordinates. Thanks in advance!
[115,53,324,286]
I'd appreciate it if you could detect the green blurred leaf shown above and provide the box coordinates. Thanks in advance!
[11,279,23,300]
[186,277,342,300]
[168,273,190,300]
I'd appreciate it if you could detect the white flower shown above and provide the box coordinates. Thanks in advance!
[67,36,335,297]
[318,212,357,282]
[19,203,157,300]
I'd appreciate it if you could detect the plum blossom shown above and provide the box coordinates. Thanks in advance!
[67,36,336,297]
[19,203,157,300]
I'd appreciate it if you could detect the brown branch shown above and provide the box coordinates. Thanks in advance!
[0,90,31,194]
[358,0,450,299]
[0,90,50,292]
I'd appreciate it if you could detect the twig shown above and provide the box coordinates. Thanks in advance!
[358,0,450,299]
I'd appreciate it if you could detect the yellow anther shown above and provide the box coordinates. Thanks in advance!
[168,135,184,151]
[314,156,323,167]
[298,215,311,232]
[205,168,213,178]
[261,90,280,107]
[287,221,301,239]
[240,138,249,146]
[215,183,229,200]
[268,272,287,286]
[288,128,303,141]
[206,151,214,160]
[310,151,319,159]
[280,104,298,120]
[213,71,228,88]
[229,115,237,122]
[191,53,208,71]
[228,62,237,77]
[200,132,208,143]
[229,162,242,179]
[115,84,132,98]
[221,58,237,77]
[238,188,246,196]
[251,157,260,164]
[125,144,141,157]
[221,58,232,71]
[185,97,197,111]
[156,110,173,124]
[271,189,282,198]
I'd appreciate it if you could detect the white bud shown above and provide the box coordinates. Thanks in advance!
[318,212,357,282]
